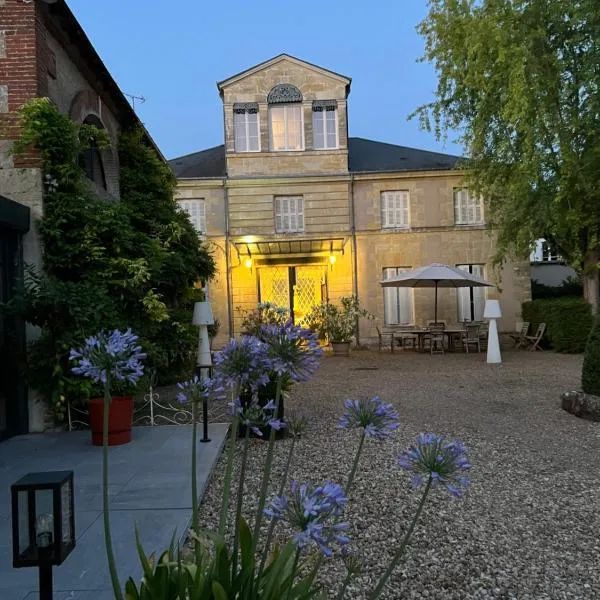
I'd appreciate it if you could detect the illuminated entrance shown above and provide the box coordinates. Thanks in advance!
[258,265,327,325]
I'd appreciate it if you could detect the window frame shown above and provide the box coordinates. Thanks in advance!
[453,188,484,225]
[274,196,304,233]
[382,267,415,326]
[233,109,261,153]
[456,264,486,322]
[179,199,207,235]
[312,106,338,150]
[269,104,305,151]
[381,190,410,229]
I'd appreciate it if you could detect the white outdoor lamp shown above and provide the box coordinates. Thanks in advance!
[483,299,502,364]
[192,300,214,442]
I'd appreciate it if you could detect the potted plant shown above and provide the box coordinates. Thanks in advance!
[304,296,373,356]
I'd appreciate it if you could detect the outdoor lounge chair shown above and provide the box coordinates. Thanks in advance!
[509,322,530,349]
[524,323,546,351]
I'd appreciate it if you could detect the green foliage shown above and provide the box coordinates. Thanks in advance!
[304,296,373,342]
[582,316,600,395]
[237,303,290,337]
[531,276,583,300]
[8,98,215,419]
[522,298,593,353]
[415,0,600,274]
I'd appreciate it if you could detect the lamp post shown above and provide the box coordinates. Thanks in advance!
[484,299,502,364]
[11,471,76,600]
[192,300,214,443]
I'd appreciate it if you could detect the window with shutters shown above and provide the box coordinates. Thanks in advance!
[179,199,206,234]
[381,191,409,228]
[312,102,338,149]
[382,267,414,325]
[453,188,484,225]
[274,196,304,233]
[456,264,486,321]
[233,105,260,152]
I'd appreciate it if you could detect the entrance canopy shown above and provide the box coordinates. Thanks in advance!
[234,237,346,259]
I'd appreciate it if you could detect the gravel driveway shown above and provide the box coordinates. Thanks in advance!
[198,349,599,599]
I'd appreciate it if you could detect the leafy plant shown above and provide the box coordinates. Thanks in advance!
[304,296,372,343]
[582,317,600,396]
[237,303,290,338]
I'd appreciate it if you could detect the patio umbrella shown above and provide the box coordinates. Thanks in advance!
[380,263,493,323]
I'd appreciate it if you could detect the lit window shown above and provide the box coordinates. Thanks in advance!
[312,102,337,149]
[383,267,414,325]
[269,105,303,151]
[179,199,206,234]
[233,104,260,152]
[275,196,304,233]
[381,191,409,228]
[454,188,484,225]
[456,264,486,321]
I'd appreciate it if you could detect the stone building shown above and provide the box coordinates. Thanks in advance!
[170,54,531,347]
[0,0,159,437]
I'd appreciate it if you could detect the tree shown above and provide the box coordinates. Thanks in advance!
[415,0,600,308]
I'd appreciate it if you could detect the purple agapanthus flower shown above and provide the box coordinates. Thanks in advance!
[176,375,226,405]
[70,328,146,386]
[213,336,273,394]
[398,433,471,497]
[229,396,285,436]
[259,321,323,382]
[338,396,400,439]
[264,481,349,556]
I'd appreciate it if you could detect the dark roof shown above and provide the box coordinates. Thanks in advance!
[348,138,462,173]
[168,137,463,178]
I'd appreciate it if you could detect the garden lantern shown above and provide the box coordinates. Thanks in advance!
[192,300,214,442]
[484,299,502,364]
[11,470,75,600]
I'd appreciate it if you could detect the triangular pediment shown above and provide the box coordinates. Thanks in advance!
[217,54,351,95]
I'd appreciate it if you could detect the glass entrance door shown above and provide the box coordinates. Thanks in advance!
[259,265,325,324]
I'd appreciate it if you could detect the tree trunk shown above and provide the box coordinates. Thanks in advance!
[583,251,600,315]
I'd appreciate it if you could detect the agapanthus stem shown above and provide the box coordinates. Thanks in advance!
[336,571,353,600]
[102,380,123,600]
[259,434,297,572]
[191,401,200,561]
[219,387,240,536]
[369,477,432,599]
[345,430,366,495]
[252,376,282,553]
[286,547,301,599]
[232,425,250,578]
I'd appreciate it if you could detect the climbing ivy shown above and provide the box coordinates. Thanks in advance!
[9,98,215,420]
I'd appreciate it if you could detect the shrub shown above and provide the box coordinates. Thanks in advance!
[582,317,600,395]
[522,297,592,353]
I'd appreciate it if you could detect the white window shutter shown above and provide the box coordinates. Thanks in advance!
[297,198,304,231]
[275,198,283,232]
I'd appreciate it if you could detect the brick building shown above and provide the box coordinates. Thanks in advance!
[0,0,159,438]
[170,54,531,347]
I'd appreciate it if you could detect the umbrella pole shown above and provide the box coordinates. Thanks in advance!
[434,280,438,323]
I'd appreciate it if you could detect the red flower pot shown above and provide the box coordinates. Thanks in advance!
[88,396,133,446]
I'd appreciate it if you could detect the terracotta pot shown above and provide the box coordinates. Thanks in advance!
[88,396,133,446]
[330,341,351,357]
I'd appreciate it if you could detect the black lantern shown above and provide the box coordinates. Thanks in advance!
[11,471,75,600]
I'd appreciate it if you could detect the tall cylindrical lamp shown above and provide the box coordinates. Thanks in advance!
[192,301,214,442]
[483,299,502,364]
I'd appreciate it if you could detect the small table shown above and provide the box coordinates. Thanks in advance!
[405,328,466,352]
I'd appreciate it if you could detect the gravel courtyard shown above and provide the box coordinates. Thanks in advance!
[198,349,599,599]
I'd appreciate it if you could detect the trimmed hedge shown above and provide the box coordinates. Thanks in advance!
[582,317,600,395]
[522,298,593,353]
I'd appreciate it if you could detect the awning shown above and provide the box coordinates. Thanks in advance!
[234,237,346,258]
[0,195,30,233]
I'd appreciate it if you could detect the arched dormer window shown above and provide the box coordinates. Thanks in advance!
[267,84,304,151]
[79,115,107,190]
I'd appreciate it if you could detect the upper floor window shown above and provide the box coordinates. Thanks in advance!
[267,84,304,151]
[79,115,107,190]
[275,196,304,233]
[454,188,484,225]
[233,103,260,152]
[179,199,206,234]
[312,101,338,149]
[381,190,409,228]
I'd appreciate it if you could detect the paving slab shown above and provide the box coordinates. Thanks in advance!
[0,423,228,598]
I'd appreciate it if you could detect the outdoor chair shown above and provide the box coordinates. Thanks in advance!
[509,322,530,349]
[396,326,418,351]
[461,324,481,353]
[524,323,546,351]
[424,325,445,354]
[426,320,447,329]
[376,325,395,353]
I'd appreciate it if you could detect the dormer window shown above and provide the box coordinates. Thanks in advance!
[268,84,304,151]
[233,103,260,152]
[312,100,338,149]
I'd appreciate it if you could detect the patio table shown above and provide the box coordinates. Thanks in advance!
[407,328,467,352]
